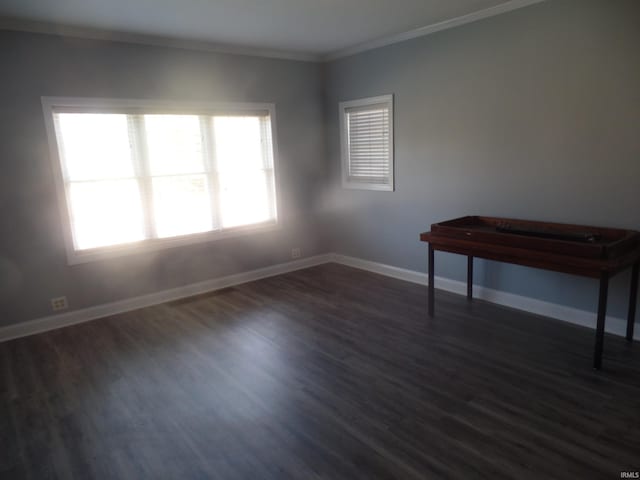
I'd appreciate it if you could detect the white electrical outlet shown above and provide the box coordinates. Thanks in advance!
[51,296,68,311]
[291,248,301,259]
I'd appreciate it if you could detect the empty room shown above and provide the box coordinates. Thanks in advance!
[1,0,639,478]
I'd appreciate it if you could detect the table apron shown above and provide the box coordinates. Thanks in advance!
[427,243,619,279]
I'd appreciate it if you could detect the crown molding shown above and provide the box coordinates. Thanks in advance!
[0,17,321,62]
[323,0,547,61]
[1,0,546,64]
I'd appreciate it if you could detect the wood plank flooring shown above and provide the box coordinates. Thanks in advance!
[1,263,639,479]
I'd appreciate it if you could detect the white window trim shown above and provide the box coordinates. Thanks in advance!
[339,94,394,192]
[41,96,281,265]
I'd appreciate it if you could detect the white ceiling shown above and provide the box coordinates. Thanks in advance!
[0,0,543,60]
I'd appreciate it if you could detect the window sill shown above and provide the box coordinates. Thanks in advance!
[65,220,280,265]
[342,181,394,192]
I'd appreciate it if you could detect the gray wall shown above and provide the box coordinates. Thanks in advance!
[322,0,640,318]
[2,0,639,329]
[0,31,326,326]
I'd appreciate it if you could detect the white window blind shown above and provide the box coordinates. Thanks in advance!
[340,95,393,191]
[43,98,279,264]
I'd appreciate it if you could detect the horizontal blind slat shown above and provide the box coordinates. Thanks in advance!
[344,100,391,185]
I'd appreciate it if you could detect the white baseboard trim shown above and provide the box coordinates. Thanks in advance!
[0,254,334,343]
[331,254,637,340]
[1,251,635,343]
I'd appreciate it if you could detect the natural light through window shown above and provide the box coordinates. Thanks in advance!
[57,113,146,249]
[46,99,278,262]
[214,117,274,228]
[144,115,213,238]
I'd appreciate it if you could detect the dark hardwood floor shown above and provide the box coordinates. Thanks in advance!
[1,263,639,479]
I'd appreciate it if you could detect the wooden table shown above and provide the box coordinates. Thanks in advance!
[420,216,640,369]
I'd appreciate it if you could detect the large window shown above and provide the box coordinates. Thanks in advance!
[339,95,394,191]
[42,98,279,263]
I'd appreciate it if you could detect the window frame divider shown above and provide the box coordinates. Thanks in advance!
[260,116,278,221]
[200,116,223,230]
[128,114,157,240]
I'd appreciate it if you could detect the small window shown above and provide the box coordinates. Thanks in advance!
[42,97,279,264]
[339,95,394,191]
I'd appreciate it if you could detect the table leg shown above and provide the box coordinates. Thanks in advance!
[467,256,473,300]
[626,262,639,341]
[593,272,609,370]
[428,245,434,317]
